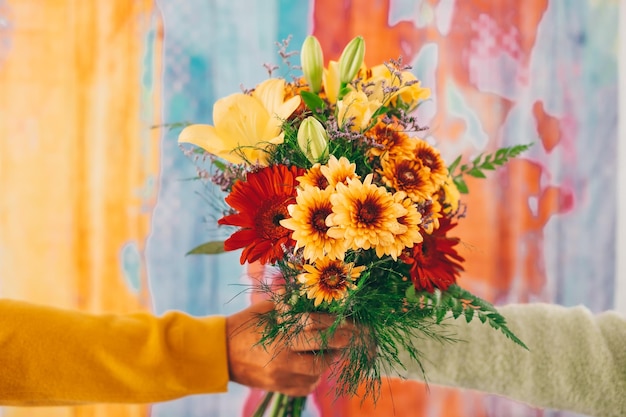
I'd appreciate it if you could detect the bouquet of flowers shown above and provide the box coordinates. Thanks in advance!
[178,35,529,417]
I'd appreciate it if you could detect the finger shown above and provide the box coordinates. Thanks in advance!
[274,376,319,397]
[283,350,339,376]
[291,321,362,351]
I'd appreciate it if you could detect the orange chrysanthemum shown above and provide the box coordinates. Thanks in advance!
[299,259,365,306]
[327,174,407,259]
[218,164,305,265]
[365,119,415,160]
[281,186,347,261]
[419,199,443,234]
[402,217,464,293]
[413,140,448,189]
[297,163,329,189]
[379,157,436,203]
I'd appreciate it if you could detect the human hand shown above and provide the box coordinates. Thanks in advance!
[225,300,354,396]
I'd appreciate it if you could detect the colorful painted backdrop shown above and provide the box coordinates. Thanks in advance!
[0,1,622,417]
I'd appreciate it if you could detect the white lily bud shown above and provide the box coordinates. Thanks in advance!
[338,36,365,84]
[301,36,324,93]
[297,117,329,163]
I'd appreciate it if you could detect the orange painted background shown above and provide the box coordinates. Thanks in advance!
[0,1,620,416]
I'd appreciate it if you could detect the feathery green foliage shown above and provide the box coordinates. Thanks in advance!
[448,143,533,193]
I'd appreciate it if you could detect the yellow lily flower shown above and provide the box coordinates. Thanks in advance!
[178,78,301,165]
[336,90,381,131]
[322,60,341,104]
[364,64,431,110]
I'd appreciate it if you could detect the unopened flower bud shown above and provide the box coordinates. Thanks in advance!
[338,36,365,84]
[301,36,324,93]
[297,117,329,163]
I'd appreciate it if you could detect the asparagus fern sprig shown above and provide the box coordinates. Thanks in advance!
[448,144,533,193]
[443,285,528,349]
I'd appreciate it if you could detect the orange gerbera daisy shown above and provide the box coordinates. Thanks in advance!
[320,155,359,189]
[379,157,436,203]
[218,164,305,265]
[327,174,407,258]
[281,186,347,261]
[402,217,464,293]
[297,163,329,190]
[299,259,365,306]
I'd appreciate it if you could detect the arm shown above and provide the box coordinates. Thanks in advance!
[0,299,349,406]
[0,299,229,405]
[394,303,626,417]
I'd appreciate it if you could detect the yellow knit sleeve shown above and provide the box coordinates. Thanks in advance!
[0,299,229,406]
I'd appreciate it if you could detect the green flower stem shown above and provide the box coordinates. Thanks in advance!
[269,393,288,417]
[291,396,307,417]
[257,393,307,417]
[252,391,275,417]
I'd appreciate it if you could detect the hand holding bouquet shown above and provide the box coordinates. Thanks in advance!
[179,35,529,417]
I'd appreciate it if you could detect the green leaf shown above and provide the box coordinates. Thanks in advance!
[451,301,463,319]
[300,91,326,114]
[405,285,418,302]
[453,177,469,194]
[472,153,484,166]
[467,167,487,178]
[371,105,390,120]
[186,241,226,255]
[212,159,227,172]
[447,155,462,175]
[337,86,353,101]
[151,121,192,131]
[435,306,447,323]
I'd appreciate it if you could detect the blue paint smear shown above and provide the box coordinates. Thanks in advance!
[119,241,142,293]
[0,0,13,69]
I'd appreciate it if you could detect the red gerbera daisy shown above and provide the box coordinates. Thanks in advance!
[218,164,305,265]
[402,217,464,292]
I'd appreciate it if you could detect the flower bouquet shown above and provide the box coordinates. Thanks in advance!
[179,35,529,417]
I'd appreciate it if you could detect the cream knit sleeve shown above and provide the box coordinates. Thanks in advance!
[393,303,626,417]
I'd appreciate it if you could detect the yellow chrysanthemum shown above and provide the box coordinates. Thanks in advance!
[439,175,461,215]
[298,259,365,306]
[297,163,329,190]
[320,155,359,189]
[379,156,436,203]
[281,186,347,261]
[178,78,301,165]
[413,140,448,189]
[387,192,423,258]
[327,174,407,258]
[365,119,416,160]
